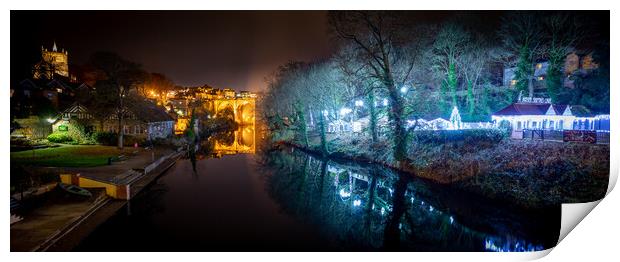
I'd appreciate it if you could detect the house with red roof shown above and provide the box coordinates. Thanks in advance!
[492,98,609,132]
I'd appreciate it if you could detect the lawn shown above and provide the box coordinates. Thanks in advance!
[11,145,126,167]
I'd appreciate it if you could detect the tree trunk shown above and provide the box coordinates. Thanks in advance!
[385,76,407,163]
[367,90,378,143]
[117,115,124,150]
[295,104,309,148]
[318,110,328,156]
[467,80,475,116]
[528,75,534,98]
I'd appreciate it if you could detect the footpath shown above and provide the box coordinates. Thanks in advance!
[10,147,184,251]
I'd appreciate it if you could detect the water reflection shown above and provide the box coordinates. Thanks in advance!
[188,124,256,173]
[76,121,559,251]
[258,147,559,251]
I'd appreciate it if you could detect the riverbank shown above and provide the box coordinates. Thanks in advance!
[277,132,609,209]
[10,147,184,251]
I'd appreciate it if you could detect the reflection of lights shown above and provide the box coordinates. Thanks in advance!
[410,197,414,203]
[381,207,385,215]
[421,201,424,205]
[429,206,434,212]
[372,204,375,210]
[449,216,454,224]
[339,189,351,198]
[399,223,402,229]
[355,100,364,107]
[353,199,361,206]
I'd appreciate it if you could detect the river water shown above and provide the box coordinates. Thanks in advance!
[75,126,560,251]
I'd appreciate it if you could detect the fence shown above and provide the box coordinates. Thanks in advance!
[517,129,609,144]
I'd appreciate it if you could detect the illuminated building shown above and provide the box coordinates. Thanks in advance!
[492,98,610,132]
[502,52,599,94]
[33,41,73,81]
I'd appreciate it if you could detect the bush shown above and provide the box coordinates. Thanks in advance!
[413,128,506,145]
[66,119,96,144]
[47,132,73,143]
[92,131,118,146]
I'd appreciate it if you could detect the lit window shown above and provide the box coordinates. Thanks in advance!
[510,80,517,86]
[536,63,542,69]
[538,76,544,81]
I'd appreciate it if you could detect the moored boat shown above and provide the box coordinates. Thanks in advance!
[57,183,92,197]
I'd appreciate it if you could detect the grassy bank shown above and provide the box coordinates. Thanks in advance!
[276,130,609,208]
[11,145,125,167]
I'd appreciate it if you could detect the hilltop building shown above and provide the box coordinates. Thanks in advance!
[503,52,599,96]
[32,42,76,82]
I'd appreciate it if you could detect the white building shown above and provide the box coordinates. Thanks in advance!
[492,101,609,131]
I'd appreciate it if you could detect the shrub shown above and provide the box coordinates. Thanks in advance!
[47,132,73,143]
[92,131,118,146]
[412,128,506,145]
[66,119,96,144]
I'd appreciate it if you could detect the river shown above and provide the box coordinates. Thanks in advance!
[74,126,560,251]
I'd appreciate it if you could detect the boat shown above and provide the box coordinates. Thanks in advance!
[10,197,20,211]
[57,183,92,197]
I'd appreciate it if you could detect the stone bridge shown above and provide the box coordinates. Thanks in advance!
[213,124,256,155]
[202,97,256,125]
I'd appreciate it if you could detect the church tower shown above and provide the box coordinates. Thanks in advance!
[33,41,70,80]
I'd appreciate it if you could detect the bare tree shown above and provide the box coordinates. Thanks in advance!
[543,13,582,103]
[329,11,423,163]
[432,22,470,112]
[89,52,147,149]
[498,12,544,98]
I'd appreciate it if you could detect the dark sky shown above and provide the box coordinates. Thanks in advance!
[11,11,608,93]
[11,11,332,92]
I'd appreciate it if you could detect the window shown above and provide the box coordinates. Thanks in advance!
[510,79,517,86]
[536,63,542,69]
[517,121,522,130]
[532,121,537,129]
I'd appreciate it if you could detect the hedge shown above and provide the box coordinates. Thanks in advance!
[412,128,507,145]
[47,132,73,143]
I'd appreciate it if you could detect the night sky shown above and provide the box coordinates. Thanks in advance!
[11,11,332,92]
[11,11,608,92]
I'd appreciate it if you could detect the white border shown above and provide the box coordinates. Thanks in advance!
[3,1,618,261]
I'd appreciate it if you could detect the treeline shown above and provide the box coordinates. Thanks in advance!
[262,11,609,163]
